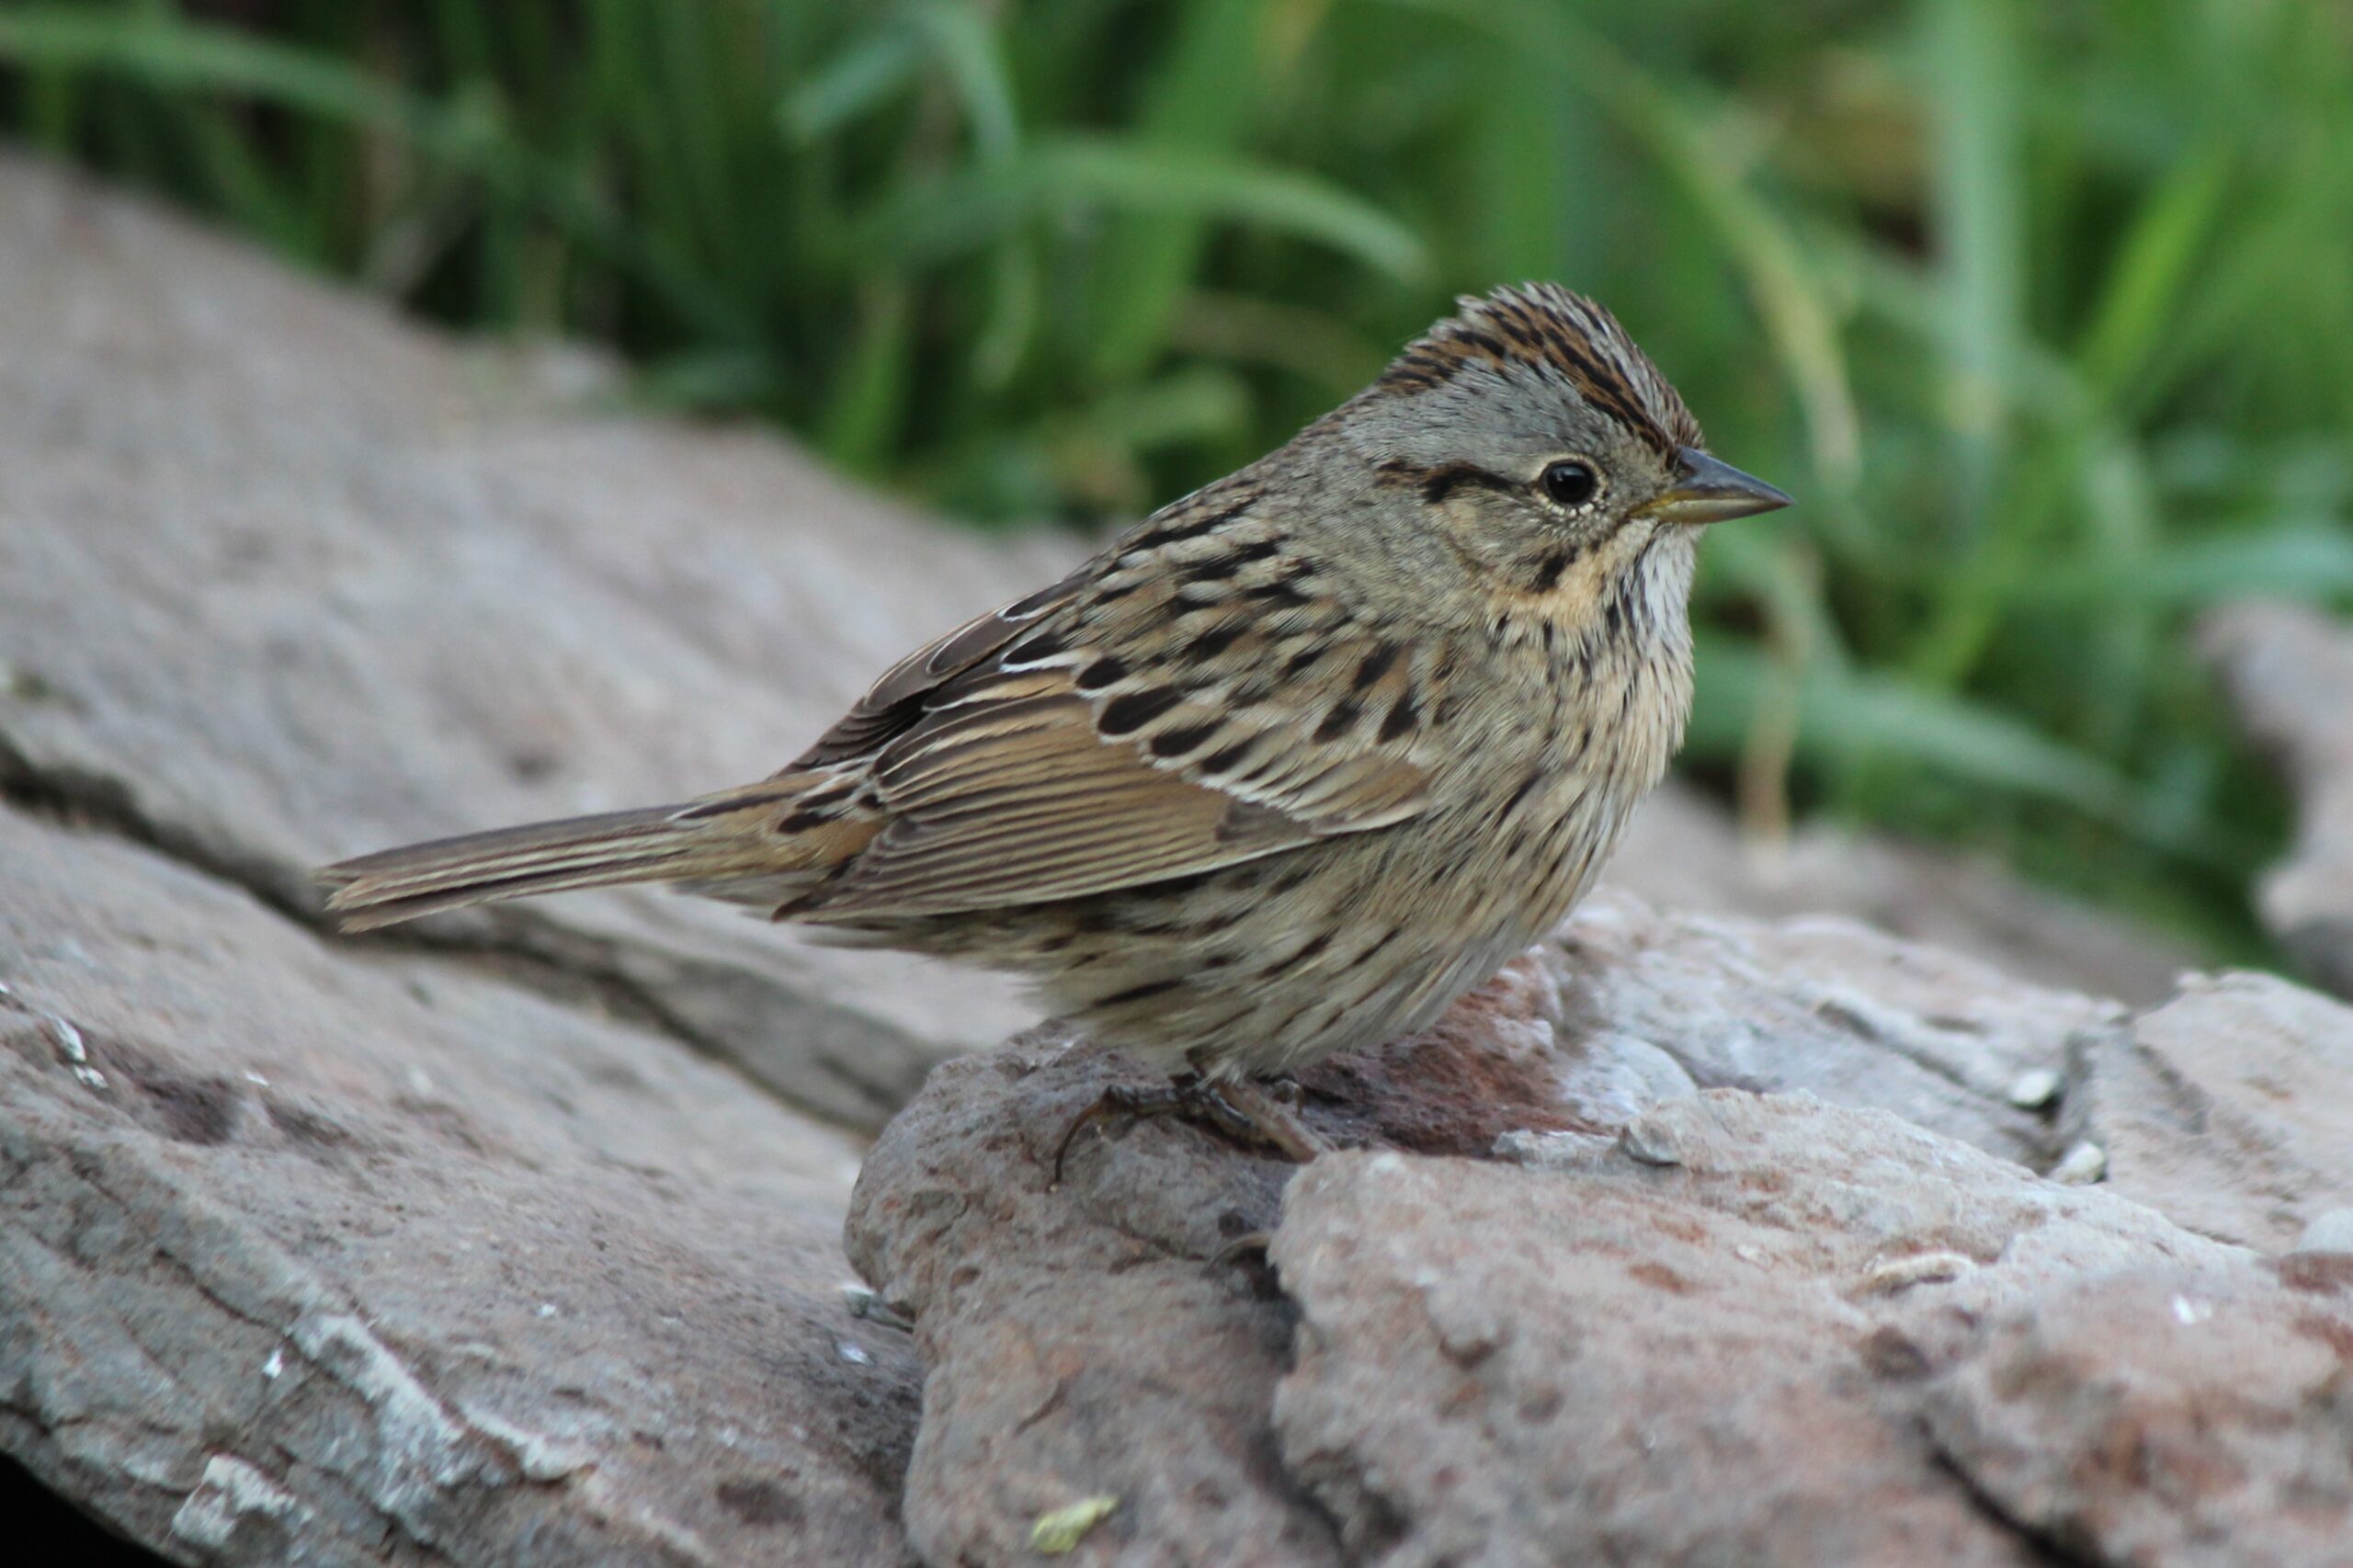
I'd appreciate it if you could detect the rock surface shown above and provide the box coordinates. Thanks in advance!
[1272,1096,2243,1568]
[2206,601,2353,999]
[0,808,919,1565]
[2063,971,2353,1252]
[1922,1258,2353,1568]
[847,906,2353,1565]
[1551,892,2120,1170]
[847,899,2118,1553]
[1610,783,2192,1006]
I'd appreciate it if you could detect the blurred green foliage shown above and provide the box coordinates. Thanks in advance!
[6,0,2349,951]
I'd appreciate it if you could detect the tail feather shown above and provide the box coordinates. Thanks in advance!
[320,804,767,932]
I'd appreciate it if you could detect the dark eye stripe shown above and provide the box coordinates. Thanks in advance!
[1415,463,1518,506]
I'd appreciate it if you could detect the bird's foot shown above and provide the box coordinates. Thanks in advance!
[1051,1071,1332,1183]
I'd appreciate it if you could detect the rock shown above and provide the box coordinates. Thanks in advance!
[2204,602,2353,998]
[1271,1094,2246,1568]
[850,986,2343,1565]
[0,808,919,1565]
[2062,971,2353,1250]
[0,153,1061,1128]
[845,907,2149,1563]
[847,1037,1342,1568]
[1553,892,2123,1170]
[1609,781,2193,1006]
[1921,1261,2353,1568]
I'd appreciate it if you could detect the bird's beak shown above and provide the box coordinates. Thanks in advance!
[1636,447,1792,526]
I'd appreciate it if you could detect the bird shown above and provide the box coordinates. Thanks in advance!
[320,282,1788,1161]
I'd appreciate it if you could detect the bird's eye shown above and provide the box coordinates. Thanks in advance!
[1540,459,1600,509]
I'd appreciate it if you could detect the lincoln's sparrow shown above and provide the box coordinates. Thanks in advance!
[323,284,1786,1153]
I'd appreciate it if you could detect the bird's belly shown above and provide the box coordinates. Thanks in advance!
[1019,788,1632,1077]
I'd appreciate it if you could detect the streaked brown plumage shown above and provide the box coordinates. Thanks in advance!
[321,283,1787,1092]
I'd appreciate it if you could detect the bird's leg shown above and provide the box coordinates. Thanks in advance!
[1051,1075,1195,1184]
[1051,1064,1332,1182]
[1206,1074,1332,1163]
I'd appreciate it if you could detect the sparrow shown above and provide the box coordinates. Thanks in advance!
[321,283,1789,1157]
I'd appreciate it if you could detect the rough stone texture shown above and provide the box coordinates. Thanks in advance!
[845,911,2182,1564]
[0,808,920,1565]
[847,1038,1337,1568]
[1922,1259,2353,1568]
[1552,892,2123,1171]
[2063,972,2353,1251]
[0,153,1058,1129]
[1610,782,2192,1006]
[852,948,2353,1566]
[2205,602,2353,999]
[1270,1095,2246,1568]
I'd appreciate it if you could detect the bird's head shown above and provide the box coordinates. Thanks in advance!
[1323,283,1788,627]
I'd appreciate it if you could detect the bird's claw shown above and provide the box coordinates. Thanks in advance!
[1051,1071,1332,1184]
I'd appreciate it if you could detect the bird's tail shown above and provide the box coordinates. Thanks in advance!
[319,794,802,932]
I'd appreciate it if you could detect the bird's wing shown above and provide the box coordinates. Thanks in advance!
[792,563,1097,768]
[789,483,1438,919]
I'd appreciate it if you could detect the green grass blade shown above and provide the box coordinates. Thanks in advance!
[850,133,1431,281]
[0,5,749,338]
[1082,0,1267,381]
[1688,632,2201,857]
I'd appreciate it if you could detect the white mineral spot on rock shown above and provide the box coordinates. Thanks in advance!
[2005,1068,2063,1108]
[836,1340,872,1367]
[2050,1141,2107,1184]
[24,1002,107,1087]
[290,1311,483,1499]
[169,1455,304,1550]
[262,1348,283,1381]
[461,1403,594,1483]
[534,1301,558,1318]
[2170,1294,2213,1326]
[1857,1251,1974,1296]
